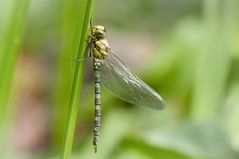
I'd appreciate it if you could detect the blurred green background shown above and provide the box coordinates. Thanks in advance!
[0,0,239,159]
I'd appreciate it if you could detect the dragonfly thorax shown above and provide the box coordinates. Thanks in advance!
[93,39,110,59]
[91,25,110,59]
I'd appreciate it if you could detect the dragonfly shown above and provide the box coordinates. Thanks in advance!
[84,22,165,153]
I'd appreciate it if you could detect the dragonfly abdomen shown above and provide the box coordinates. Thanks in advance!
[93,58,102,153]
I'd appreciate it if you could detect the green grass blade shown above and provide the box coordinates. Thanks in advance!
[0,0,30,128]
[51,0,80,151]
[60,0,96,158]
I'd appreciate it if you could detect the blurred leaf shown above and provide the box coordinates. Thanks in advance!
[191,0,235,119]
[223,82,239,149]
[0,0,30,126]
[119,138,191,159]
[143,121,238,159]
[114,149,152,159]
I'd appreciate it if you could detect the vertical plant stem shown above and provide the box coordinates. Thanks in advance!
[61,0,95,158]
[52,0,79,150]
[0,0,30,129]
[191,0,235,119]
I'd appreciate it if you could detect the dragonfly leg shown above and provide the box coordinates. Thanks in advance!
[90,18,93,33]
[68,40,92,62]
[86,38,93,58]
[68,57,88,62]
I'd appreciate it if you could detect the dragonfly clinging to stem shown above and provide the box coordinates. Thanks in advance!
[84,21,165,153]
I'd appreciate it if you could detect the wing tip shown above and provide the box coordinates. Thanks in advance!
[154,98,166,111]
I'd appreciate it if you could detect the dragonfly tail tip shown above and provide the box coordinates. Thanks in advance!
[93,145,97,153]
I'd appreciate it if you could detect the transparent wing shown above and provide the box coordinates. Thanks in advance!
[100,51,165,110]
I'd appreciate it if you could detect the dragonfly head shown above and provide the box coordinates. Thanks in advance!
[93,25,106,39]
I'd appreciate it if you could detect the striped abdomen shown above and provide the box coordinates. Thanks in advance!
[93,58,102,153]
